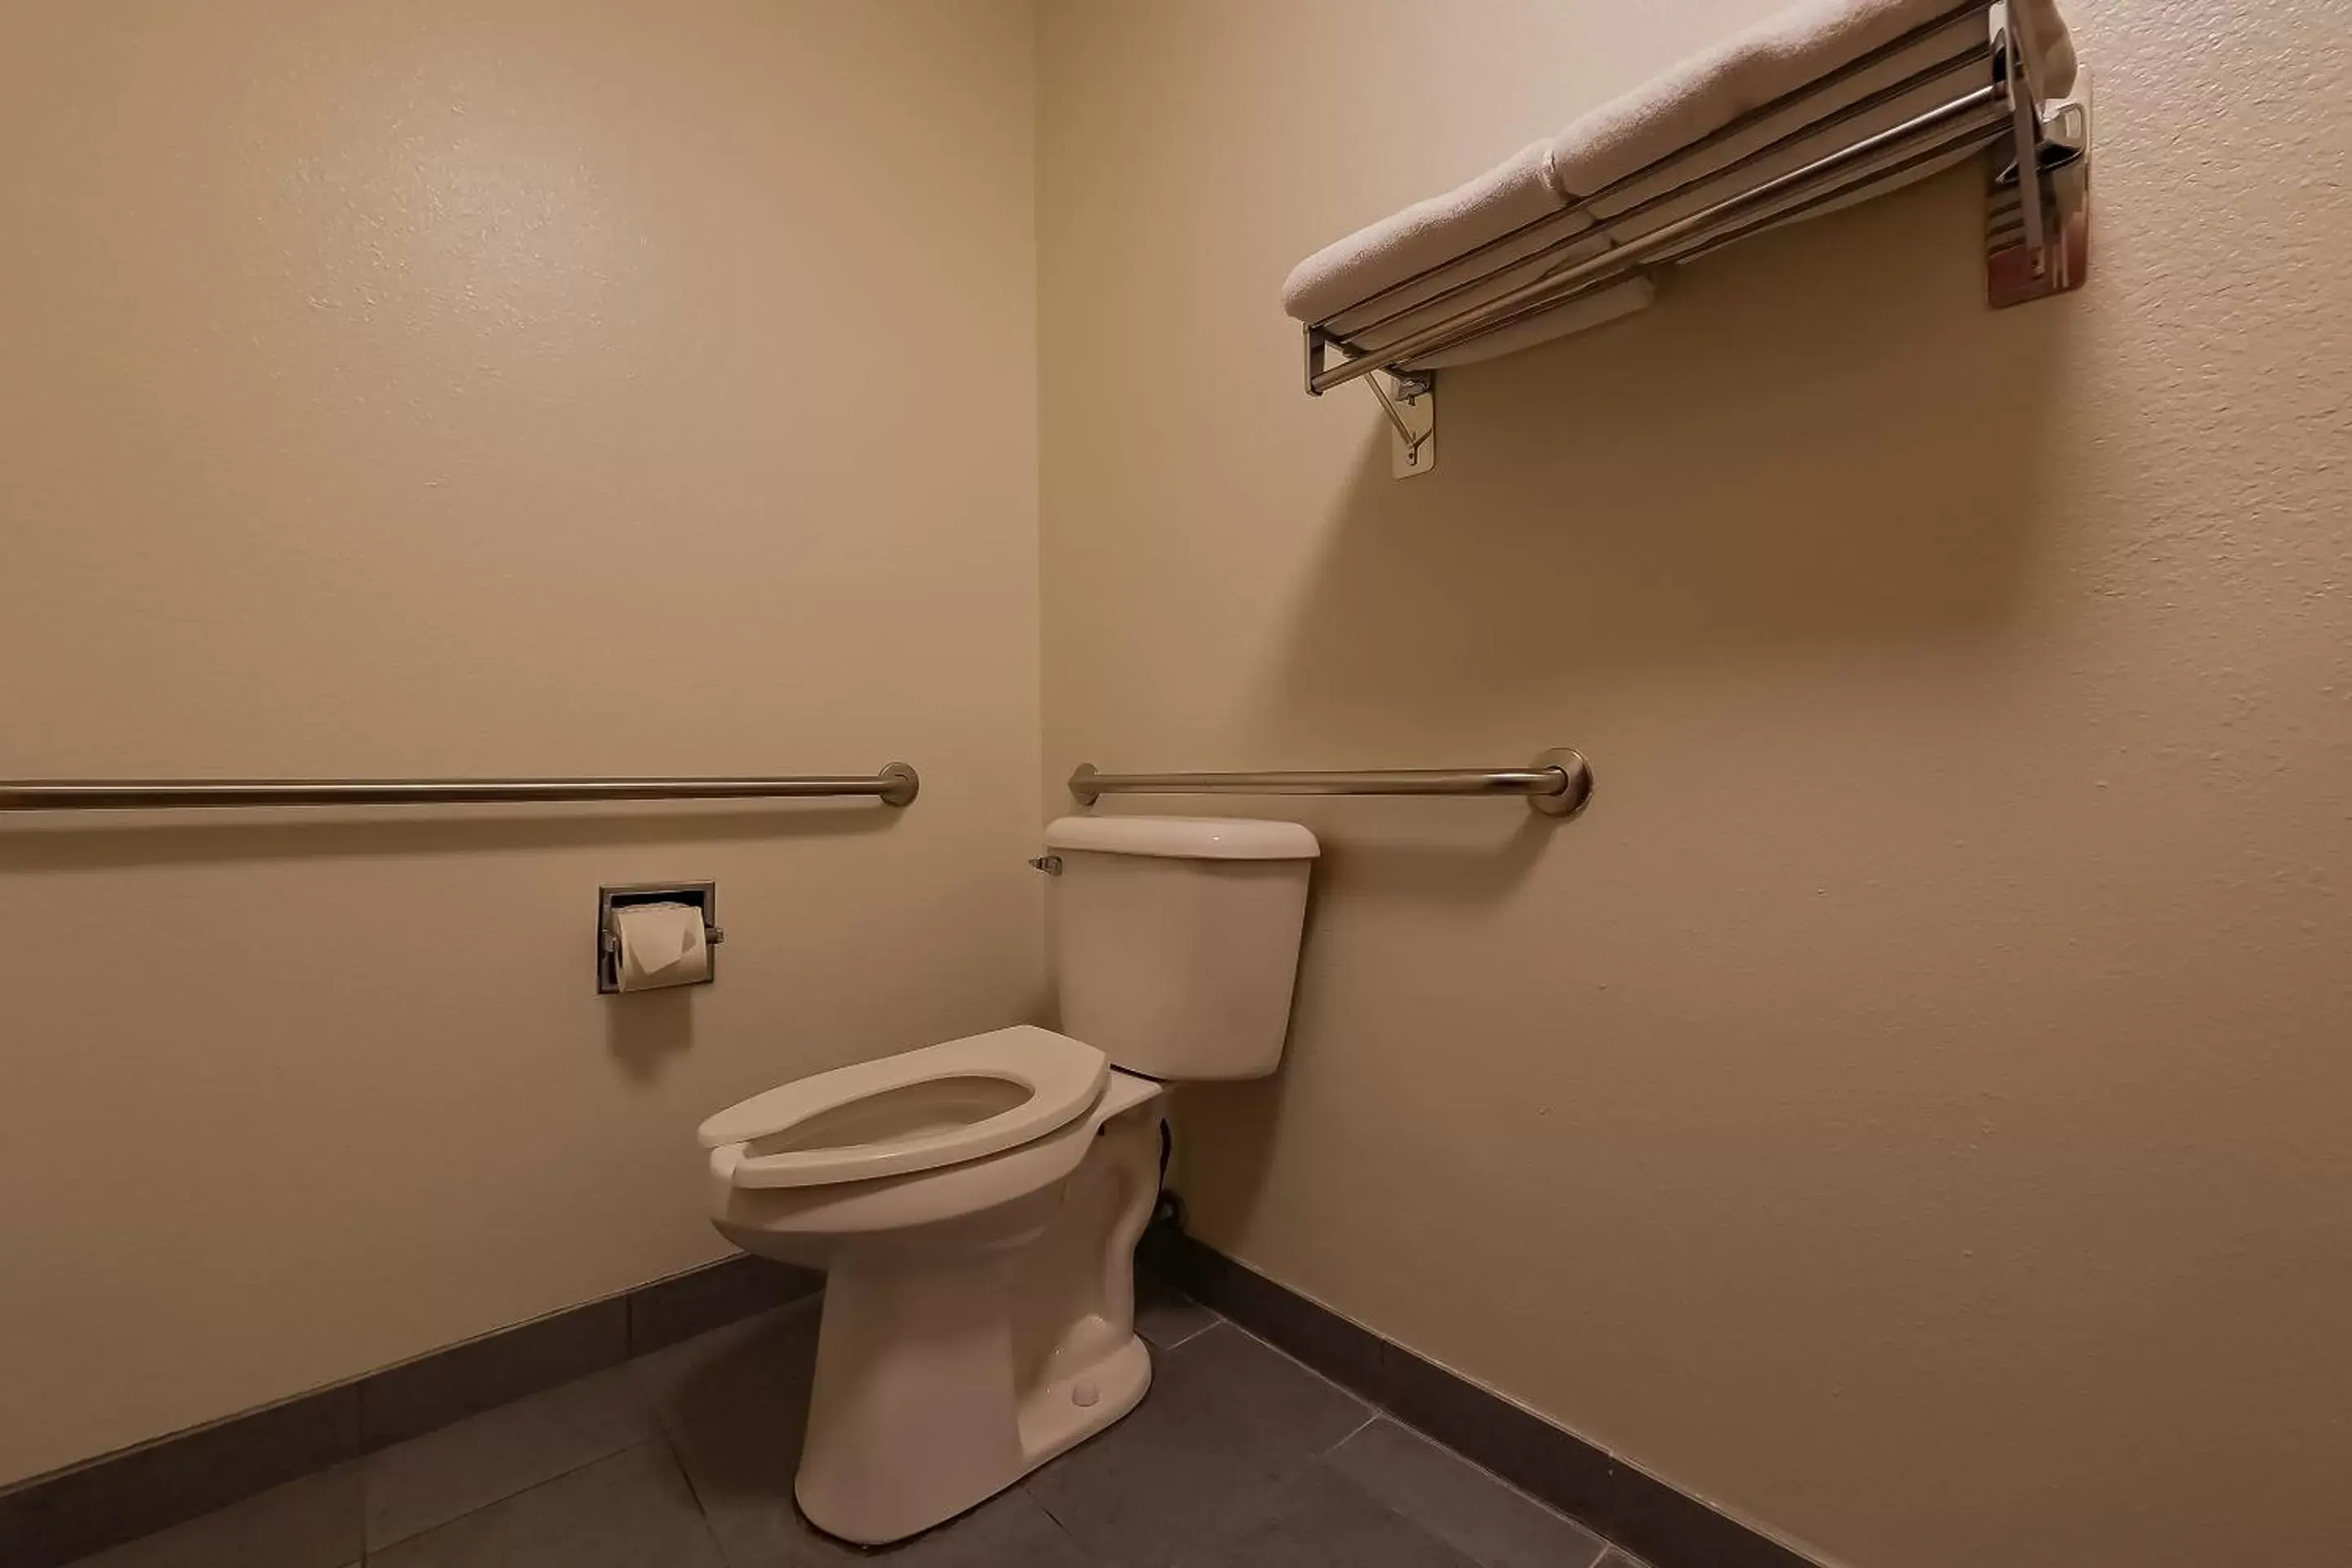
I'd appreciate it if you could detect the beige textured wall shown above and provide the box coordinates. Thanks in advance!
[0,1,1040,1486]
[1038,4,2350,1568]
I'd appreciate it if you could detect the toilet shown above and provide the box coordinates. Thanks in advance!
[698,814,1318,1545]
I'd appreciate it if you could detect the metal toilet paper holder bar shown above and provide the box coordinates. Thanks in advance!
[599,881,722,995]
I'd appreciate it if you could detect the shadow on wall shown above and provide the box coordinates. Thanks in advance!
[1265,173,2079,735]
[0,800,905,875]
[606,984,697,1083]
[1187,173,2087,1232]
[1309,812,1558,906]
[1167,811,1566,1238]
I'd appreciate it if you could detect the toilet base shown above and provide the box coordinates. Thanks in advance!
[1016,1328,1152,1471]
[795,1323,1151,1545]
[777,1090,1168,1546]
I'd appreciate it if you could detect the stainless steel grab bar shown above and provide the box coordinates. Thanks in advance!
[1067,751,1591,818]
[0,764,920,812]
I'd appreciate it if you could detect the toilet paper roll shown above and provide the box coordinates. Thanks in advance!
[611,902,710,991]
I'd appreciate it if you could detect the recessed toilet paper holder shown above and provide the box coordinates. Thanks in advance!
[598,881,722,995]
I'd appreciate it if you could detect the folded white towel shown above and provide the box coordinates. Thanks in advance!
[1405,278,1657,369]
[1282,0,2076,370]
[1281,141,1654,370]
[1551,0,2076,203]
[1282,140,1566,329]
[2014,0,2078,100]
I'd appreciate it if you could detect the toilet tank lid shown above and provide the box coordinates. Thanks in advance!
[1045,815,1320,861]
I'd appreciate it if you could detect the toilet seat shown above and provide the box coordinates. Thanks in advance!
[698,1026,1109,1190]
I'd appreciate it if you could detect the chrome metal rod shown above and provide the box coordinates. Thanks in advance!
[1998,10,2048,265]
[1068,751,1592,819]
[1334,32,1993,346]
[1659,118,2007,270]
[1405,113,2010,366]
[0,764,920,812]
[1316,0,1993,332]
[1309,82,2007,393]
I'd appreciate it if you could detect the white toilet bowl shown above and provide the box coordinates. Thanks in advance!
[698,816,1320,1546]
[702,1026,1166,1545]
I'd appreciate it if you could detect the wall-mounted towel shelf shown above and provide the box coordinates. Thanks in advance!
[1294,0,2089,421]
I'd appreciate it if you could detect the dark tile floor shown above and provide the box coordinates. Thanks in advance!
[68,1278,1642,1568]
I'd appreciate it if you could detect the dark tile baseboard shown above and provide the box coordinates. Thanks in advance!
[7,1232,1814,1568]
[0,1253,818,1568]
[1143,1227,1823,1568]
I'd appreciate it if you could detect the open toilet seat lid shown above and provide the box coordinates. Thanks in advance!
[697,1025,1111,1189]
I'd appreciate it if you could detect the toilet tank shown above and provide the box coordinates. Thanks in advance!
[1043,816,1318,1080]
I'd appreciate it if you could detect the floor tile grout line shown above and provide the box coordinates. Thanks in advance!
[1388,1415,1619,1551]
[359,1294,814,1535]
[1300,1415,1525,1568]
[639,1295,822,1440]
[662,1425,712,1521]
[1372,1404,1628,1556]
[361,1428,679,1558]
[1324,1407,1382,1455]
[1317,1426,1615,1568]
[1148,1314,1223,1351]
[369,1285,1595,1568]
[110,1282,1599,1568]
[1031,1487,1096,1564]
[1198,1314,1634,1556]
[1204,1316,1362,1402]
[1138,1276,1225,1350]
[656,1427,736,1567]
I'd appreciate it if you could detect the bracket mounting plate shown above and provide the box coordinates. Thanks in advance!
[1370,371,1437,479]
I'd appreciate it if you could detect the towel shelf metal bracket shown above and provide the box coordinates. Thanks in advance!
[1307,335,1437,479]
[1986,60,2090,306]
[1369,370,1437,478]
